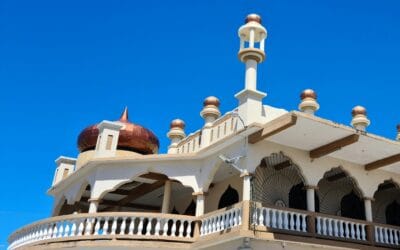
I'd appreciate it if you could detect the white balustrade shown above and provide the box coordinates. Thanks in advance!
[200,207,242,236]
[375,225,400,246]
[254,207,308,233]
[176,113,240,154]
[8,213,195,250]
[316,216,367,241]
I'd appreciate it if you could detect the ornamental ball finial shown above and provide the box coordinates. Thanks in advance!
[203,96,220,107]
[245,14,262,24]
[351,106,367,117]
[300,89,317,100]
[170,119,185,129]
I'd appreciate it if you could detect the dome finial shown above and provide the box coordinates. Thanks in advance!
[119,107,129,122]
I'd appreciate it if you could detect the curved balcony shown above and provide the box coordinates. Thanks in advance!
[8,212,196,250]
[8,202,400,249]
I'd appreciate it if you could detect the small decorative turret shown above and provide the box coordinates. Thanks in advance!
[396,124,400,141]
[235,14,268,125]
[200,96,221,127]
[299,89,319,115]
[167,119,186,154]
[238,14,267,91]
[351,106,370,131]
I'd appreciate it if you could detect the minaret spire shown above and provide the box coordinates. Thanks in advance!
[235,14,268,125]
[119,107,129,122]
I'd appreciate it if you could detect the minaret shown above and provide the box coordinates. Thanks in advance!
[235,14,268,125]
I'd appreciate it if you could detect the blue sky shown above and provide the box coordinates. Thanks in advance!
[1,0,400,247]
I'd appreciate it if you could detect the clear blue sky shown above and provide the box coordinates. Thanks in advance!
[1,0,399,247]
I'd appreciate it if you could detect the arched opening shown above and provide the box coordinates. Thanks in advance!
[97,172,194,214]
[218,185,239,209]
[373,180,400,225]
[253,153,316,211]
[318,167,365,220]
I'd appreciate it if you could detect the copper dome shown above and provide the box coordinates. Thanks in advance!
[77,108,159,154]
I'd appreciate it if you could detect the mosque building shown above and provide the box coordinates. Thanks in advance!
[8,14,400,250]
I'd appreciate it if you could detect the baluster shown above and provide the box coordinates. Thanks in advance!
[331,219,338,237]
[171,219,177,236]
[350,223,355,239]
[316,217,321,234]
[129,217,135,235]
[296,214,301,232]
[154,218,161,236]
[225,212,230,229]
[339,221,344,238]
[120,217,127,235]
[322,218,327,236]
[238,208,242,225]
[102,217,109,235]
[78,219,84,236]
[375,227,380,243]
[355,223,361,240]
[212,217,218,232]
[327,219,333,236]
[385,228,390,244]
[138,217,144,235]
[94,218,101,235]
[110,217,118,235]
[53,223,58,238]
[220,214,225,230]
[38,226,43,240]
[69,220,76,237]
[300,214,306,232]
[216,215,221,231]
[64,223,70,237]
[361,224,366,241]
[233,210,238,226]
[289,212,295,231]
[390,229,394,245]
[258,208,264,226]
[277,210,283,229]
[208,218,213,234]
[394,229,399,245]
[186,221,192,238]
[200,220,205,235]
[344,222,350,238]
[283,211,289,230]
[43,226,48,239]
[85,218,93,236]
[265,209,271,227]
[145,218,152,236]
[179,220,185,237]
[380,227,385,243]
[163,219,169,236]
[271,209,277,228]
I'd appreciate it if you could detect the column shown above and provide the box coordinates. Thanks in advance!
[88,198,100,213]
[241,171,252,201]
[305,186,317,212]
[161,180,172,213]
[245,59,257,90]
[194,191,205,216]
[364,197,373,222]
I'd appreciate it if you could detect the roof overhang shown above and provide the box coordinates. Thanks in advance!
[249,111,400,173]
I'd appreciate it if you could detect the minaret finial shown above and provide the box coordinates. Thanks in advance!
[119,107,129,122]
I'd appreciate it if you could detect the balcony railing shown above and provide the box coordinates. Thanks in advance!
[8,212,195,250]
[8,201,400,249]
[176,112,240,154]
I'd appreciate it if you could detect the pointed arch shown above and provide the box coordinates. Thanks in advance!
[218,185,239,209]
[373,179,400,225]
[253,152,308,209]
[317,166,365,219]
